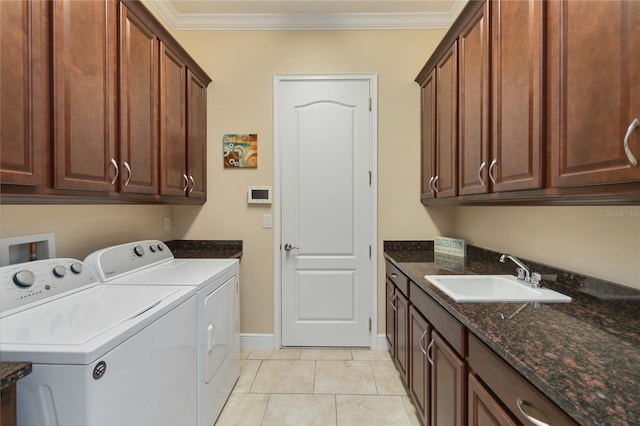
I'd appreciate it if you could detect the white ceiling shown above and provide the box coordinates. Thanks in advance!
[147,0,468,30]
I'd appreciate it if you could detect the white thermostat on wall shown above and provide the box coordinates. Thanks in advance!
[248,186,272,204]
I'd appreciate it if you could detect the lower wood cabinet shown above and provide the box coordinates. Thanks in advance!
[468,373,515,426]
[386,260,578,426]
[1,383,17,426]
[409,306,431,423]
[468,334,577,426]
[431,331,466,426]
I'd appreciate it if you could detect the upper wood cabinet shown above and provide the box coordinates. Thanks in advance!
[490,0,544,192]
[458,2,489,196]
[0,0,211,204]
[0,0,49,187]
[119,3,159,195]
[417,0,639,204]
[420,70,437,202]
[159,42,188,198]
[52,0,118,192]
[434,42,458,198]
[548,0,640,187]
[186,70,207,200]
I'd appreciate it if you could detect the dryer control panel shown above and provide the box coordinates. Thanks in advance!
[84,240,174,282]
[0,259,98,317]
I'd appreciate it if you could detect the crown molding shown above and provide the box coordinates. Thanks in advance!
[146,0,468,31]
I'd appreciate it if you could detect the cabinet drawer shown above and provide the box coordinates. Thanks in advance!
[468,333,577,426]
[410,281,466,356]
[385,260,409,297]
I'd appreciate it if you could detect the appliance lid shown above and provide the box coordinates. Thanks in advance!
[108,259,238,288]
[0,284,195,364]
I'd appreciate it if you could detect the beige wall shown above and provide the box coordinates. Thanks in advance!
[449,206,640,289]
[0,205,173,260]
[169,29,448,334]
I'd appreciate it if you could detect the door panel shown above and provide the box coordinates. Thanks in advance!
[280,77,372,347]
[119,4,158,194]
[549,0,640,186]
[53,0,117,191]
[491,0,543,192]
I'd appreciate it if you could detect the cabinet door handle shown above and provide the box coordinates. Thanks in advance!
[183,174,189,192]
[488,158,497,185]
[623,118,639,166]
[109,158,119,185]
[189,175,195,193]
[427,176,435,194]
[419,329,428,356]
[390,294,398,311]
[426,338,434,365]
[516,398,549,426]
[123,162,132,187]
[478,161,487,187]
[389,273,397,279]
[432,175,439,193]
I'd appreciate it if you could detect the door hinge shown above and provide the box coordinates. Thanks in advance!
[369,171,372,185]
[369,245,372,259]
[369,318,372,331]
[369,98,372,111]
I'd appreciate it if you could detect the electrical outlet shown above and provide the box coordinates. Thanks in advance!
[164,216,172,231]
[262,214,272,229]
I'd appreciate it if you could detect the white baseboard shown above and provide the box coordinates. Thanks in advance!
[240,333,277,350]
[240,333,390,351]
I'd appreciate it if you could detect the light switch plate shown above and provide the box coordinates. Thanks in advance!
[262,214,272,229]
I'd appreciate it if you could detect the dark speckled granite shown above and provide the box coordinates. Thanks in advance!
[1,362,32,390]
[385,241,640,426]
[164,240,242,260]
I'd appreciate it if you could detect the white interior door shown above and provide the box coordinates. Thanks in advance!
[278,75,374,347]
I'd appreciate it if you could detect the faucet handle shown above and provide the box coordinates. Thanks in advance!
[530,272,542,287]
[516,267,527,281]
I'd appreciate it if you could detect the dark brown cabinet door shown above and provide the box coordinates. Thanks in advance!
[159,42,187,197]
[490,0,543,192]
[458,1,489,196]
[119,4,158,195]
[53,0,118,192]
[469,374,516,426]
[435,42,458,198]
[421,70,437,201]
[0,0,48,187]
[186,70,207,199]
[395,290,409,382]
[548,0,640,187]
[409,306,431,424]
[385,280,395,354]
[431,331,466,426]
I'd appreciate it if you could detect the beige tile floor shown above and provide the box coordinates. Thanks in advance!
[215,349,421,426]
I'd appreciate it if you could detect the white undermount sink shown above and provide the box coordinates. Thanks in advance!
[424,275,572,303]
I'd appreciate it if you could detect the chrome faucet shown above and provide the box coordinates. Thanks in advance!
[499,254,542,287]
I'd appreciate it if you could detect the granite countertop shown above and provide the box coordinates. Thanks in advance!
[384,241,640,426]
[1,361,32,390]
[164,240,242,260]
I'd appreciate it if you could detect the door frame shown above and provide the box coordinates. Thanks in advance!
[273,73,378,349]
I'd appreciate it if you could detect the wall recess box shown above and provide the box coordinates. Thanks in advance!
[0,233,56,266]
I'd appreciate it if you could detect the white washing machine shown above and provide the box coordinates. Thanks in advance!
[0,258,197,426]
[85,240,240,426]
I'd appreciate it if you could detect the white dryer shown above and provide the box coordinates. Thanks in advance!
[0,258,197,426]
[85,240,240,426]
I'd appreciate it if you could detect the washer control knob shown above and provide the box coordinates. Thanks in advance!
[157,244,164,252]
[53,265,67,278]
[133,246,145,257]
[149,245,157,253]
[13,270,35,288]
[70,262,83,274]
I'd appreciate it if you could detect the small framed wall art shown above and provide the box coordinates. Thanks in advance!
[223,134,258,168]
